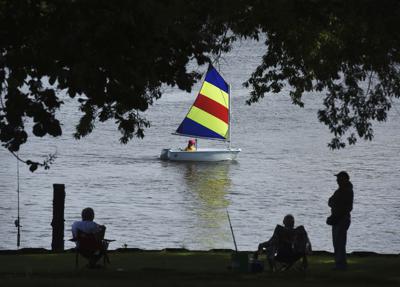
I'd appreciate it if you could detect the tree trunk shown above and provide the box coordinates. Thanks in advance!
[51,184,65,251]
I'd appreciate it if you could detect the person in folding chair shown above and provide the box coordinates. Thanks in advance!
[71,207,110,268]
[256,214,312,272]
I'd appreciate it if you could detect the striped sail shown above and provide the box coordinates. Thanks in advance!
[176,65,229,141]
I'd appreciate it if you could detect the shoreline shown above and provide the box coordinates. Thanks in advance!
[1,249,399,286]
[1,247,399,257]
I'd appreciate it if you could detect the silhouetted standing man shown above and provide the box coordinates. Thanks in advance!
[328,171,353,270]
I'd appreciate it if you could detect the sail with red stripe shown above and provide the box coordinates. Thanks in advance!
[176,65,230,141]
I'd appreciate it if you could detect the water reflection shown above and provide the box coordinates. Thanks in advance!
[184,162,232,249]
[170,162,232,249]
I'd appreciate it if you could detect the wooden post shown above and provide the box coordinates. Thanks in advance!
[51,184,65,251]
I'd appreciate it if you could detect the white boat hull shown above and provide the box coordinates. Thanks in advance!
[160,148,241,162]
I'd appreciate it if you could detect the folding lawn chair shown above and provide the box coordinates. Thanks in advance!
[259,225,312,272]
[70,226,114,269]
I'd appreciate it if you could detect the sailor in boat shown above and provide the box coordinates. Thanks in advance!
[184,139,197,152]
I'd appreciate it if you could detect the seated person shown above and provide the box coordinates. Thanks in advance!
[184,139,196,151]
[256,214,312,271]
[72,207,107,267]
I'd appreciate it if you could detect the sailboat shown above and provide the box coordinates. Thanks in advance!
[160,64,241,161]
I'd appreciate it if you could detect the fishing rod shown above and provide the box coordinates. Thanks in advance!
[226,210,238,253]
[15,155,21,248]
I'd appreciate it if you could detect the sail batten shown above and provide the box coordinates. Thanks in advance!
[175,65,230,141]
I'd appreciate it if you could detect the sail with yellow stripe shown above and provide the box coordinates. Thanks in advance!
[175,65,230,141]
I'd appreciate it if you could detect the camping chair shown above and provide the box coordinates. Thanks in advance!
[70,226,114,269]
[259,225,311,272]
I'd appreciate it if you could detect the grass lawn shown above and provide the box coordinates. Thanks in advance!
[0,250,399,286]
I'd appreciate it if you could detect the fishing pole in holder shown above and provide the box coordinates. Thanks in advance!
[226,209,238,252]
[14,155,21,248]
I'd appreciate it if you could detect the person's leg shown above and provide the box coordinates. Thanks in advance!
[266,245,277,272]
[332,224,339,265]
[256,241,267,259]
[267,257,276,272]
[333,218,351,270]
[301,255,308,270]
[80,246,103,268]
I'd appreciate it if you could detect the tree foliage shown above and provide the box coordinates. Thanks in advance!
[235,0,400,149]
[1,0,399,170]
[0,0,233,169]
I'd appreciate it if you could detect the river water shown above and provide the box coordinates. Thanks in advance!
[1,40,399,253]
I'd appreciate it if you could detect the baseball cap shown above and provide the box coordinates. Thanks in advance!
[335,171,350,181]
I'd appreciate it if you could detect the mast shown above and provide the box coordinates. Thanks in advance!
[228,84,231,149]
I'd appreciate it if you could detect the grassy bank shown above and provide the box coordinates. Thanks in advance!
[0,250,399,286]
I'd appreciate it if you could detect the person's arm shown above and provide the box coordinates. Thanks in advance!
[343,190,354,213]
[71,222,78,239]
[98,224,106,238]
[304,229,312,253]
[258,241,268,252]
[258,227,278,253]
[328,191,337,208]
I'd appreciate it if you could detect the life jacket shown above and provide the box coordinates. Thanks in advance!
[184,146,196,151]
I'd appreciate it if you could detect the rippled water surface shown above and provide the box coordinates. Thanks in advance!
[1,40,400,253]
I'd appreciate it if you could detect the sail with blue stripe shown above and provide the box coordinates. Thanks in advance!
[175,65,230,141]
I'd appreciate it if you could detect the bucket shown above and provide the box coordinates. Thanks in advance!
[231,252,250,272]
